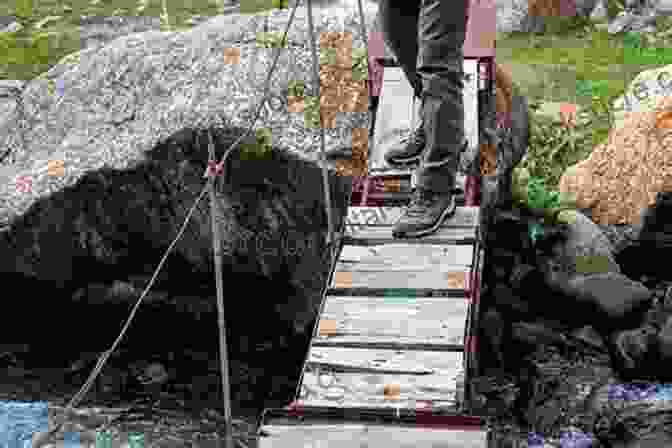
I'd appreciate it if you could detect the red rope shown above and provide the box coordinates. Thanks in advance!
[203,160,225,178]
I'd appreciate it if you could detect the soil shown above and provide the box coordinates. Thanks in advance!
[0,341,303,447]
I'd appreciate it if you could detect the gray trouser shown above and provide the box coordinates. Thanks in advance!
[378,0,469,193]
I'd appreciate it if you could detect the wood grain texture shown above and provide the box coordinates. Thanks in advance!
[331,269,469,291]
[339,244,474,266]
[344,227,478,245]
[258,424,488,448]
[313,296,469,350]
[298,349,464,411]
[346,206,479,228]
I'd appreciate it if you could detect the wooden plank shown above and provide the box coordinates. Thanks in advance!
[349,175,468,206]
[307,347,436,375]
[314,296,468,350]
[258,424,488,448]
[306,346,464,374]
[327,288,467,299]
[331,269,469,292]
[350,192,467,208]
[297,349,464,411]
[338,244,474,267]
[362,172,468,185]
[346,206,479,228]
[344,226,477,245]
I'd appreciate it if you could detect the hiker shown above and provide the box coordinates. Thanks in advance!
[370,0,470,238]
[324,0,470,237]
[378,0,470,238]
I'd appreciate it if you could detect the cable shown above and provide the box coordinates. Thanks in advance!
[35,0,370,444]
[35,3,305,444]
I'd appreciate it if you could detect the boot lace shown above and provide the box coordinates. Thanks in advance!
[399,126,425,146]
[406,189,437,216]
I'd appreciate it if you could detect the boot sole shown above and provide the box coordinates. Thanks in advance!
[385,154,422,167]
[392,198,457,239]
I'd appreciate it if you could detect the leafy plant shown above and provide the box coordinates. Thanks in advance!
[303,95,321,129]
[319,48,337,66]
[287,79,305,98]
[257,32,288,49]
[512,166,577,225]
[522,104,594,189]
[272,0,289,8]
[240,128,273,160]
[351,47,368,81]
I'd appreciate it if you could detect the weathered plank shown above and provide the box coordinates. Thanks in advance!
[331,269,469,292]
[313,296,468,350]
[306,346,464,374]
[344,227,478,245]
[258,424,488,448]
[350,175,467,206]
[346,206,479,228]
[350,193,467,209]
[298,349,464,411]
[339,244,474,267]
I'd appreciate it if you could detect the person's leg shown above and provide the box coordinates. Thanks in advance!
[392,0,470,238]
[378,1,428,167]
[325,2,420,164]
[377,1,423,101]
[414,0,469,194]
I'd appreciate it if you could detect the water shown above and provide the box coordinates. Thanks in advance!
[0,400,49,448]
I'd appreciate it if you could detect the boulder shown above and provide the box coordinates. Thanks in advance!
[552,209,621,276]
[611,65,672,130]
[559,94,672,225]
[497,0,598,34]
[657,314,672,360]
[566,273,653,333]
[0,9,358,360]
[635,190,672,243]
[1,125,351,355]
[575,0,600,18]
[0,8,376,185]
[590,0,609,20]
[512,257,652,333]
[652,0,672,15]
[617,190,672,279]
[75,15,163,53]
[496,0,531,33]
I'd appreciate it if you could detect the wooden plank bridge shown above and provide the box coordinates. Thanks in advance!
[257,195,488,446]
[256,1,495,444]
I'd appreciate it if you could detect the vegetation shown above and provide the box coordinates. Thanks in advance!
[2,1,672,206]
[497,15,672,220]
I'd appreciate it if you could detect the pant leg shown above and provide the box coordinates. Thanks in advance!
[415,0,469,194]
[377,1,423,100]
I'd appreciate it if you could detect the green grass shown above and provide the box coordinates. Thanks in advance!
[2,1,672,200]
[0,0,232,80]
[497,16,672,192]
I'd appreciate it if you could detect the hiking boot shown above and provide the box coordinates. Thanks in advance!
[323,146,354,161]
[384,123,426,167]
[392,187,456,238]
